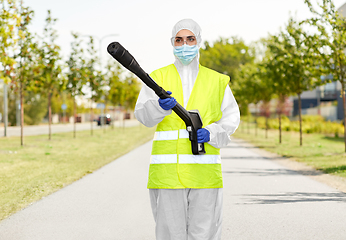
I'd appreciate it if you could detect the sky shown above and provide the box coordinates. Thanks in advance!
[27,0,346,74]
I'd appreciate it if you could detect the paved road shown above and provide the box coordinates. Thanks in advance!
[0,138,346,239]
[0,120,140,137]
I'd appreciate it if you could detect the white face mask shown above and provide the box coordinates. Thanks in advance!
[173,44,199,65]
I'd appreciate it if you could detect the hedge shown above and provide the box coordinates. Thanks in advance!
[248,115,344,137]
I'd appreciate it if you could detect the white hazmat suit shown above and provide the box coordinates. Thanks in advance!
[134,19,240,240]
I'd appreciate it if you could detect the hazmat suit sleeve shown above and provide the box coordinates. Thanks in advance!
[134,84,172,128]
[204,85,240,148]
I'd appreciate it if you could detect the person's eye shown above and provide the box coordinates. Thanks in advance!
[175,38,182,43]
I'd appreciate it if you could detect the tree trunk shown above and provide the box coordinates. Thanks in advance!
[90,105,93,136]
[3,82,8,137]
[73,98,76,138]
[278,96,283,144]
[112,105,116,130]
[298,93,302,146]
[20,82,24,146]
[255,103,258,136]
[278,112,282,144]
[247,115,250,134]
[342,83,346,152]
[265,116,268,139]
[48,91,52,140]
[104,102,107,133]
[123,111,126,129]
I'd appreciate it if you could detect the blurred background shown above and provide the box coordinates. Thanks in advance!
[1,0,346,142]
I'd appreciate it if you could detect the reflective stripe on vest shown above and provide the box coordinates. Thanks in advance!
[153,129,189,141]
[148,64,230,189]
[150,154,221,164]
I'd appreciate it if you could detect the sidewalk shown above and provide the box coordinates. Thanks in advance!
[0,119,140,137]
[0,138,346,239]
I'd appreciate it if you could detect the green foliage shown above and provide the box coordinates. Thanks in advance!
[105,61,124,107]
[255,115,344,136]
[302,0,346,150]
[23,92,47,125]
[15,2,38,90]
[35,10,65,139]
[260,17,323,145]
[0,0,20,84]
[105,61,140,110]
[234,62,273,115]
[200,37,255,115]
[122,75,140,110]
[85,36,103,103]
[302,0,346,83]
[7,92,17,126]
[66,33,87,98]
[50,92,75,116]
[6,90,47,126]
[36,10,65,95]
[200,37,255,81]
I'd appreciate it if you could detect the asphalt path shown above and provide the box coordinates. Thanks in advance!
[0,138,346,239]
[0,120,140,137]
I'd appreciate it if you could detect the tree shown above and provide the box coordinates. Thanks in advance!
[236,62,270,136]
[267,18,321,146]
[303,0,346,151]
[256,64,276,139]
[37,10,65,140]
[66,33,87,138]
[200,37,255,115]
[122,74,140,112]
[104,60,140,127]
[50,92,74,121]
[105,61,124,128]
[0,0,21,135]
[200,37,255,81]
[85,36,102,135]
[23,91,47,125]
[15,1,39,146]
[264,35,292,144]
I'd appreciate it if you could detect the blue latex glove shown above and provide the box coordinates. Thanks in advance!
[197,128,210,143]
[158,91,177,110]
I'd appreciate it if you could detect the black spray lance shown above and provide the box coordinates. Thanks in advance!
[107,42,205,155]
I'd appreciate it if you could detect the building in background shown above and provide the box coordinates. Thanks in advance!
[291,81,341,121]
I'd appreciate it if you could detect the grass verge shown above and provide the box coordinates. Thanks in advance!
[233,123,346,178]
[0,125,155,221]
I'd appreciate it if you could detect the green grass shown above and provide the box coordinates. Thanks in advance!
[0,125,155,221]
[234,123,346,178]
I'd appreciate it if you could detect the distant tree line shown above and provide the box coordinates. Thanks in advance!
[0,0,140,144]
[2,0,346,151]
[200,0,346,151]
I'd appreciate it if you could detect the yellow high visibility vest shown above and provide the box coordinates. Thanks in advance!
[148,64,230,189]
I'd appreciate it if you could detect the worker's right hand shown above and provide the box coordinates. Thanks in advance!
[158,91,177,110]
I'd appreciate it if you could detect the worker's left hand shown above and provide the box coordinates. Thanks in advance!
[197,128,210,143]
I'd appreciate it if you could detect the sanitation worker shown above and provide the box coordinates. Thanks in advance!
[134,18,240,240]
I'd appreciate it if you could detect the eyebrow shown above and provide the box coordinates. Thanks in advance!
[175,35,195,39]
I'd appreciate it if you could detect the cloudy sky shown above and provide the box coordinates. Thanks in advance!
[27,0,346,73]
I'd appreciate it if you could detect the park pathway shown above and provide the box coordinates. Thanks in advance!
[0,119,140,137]
[0,138,346,239]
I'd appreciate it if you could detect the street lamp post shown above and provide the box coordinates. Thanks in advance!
[98,34,119,72]
[81,34,119,71]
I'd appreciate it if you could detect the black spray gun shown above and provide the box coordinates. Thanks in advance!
[107,42,205,155]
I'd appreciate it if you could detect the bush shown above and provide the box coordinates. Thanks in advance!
[250,115,344,136]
